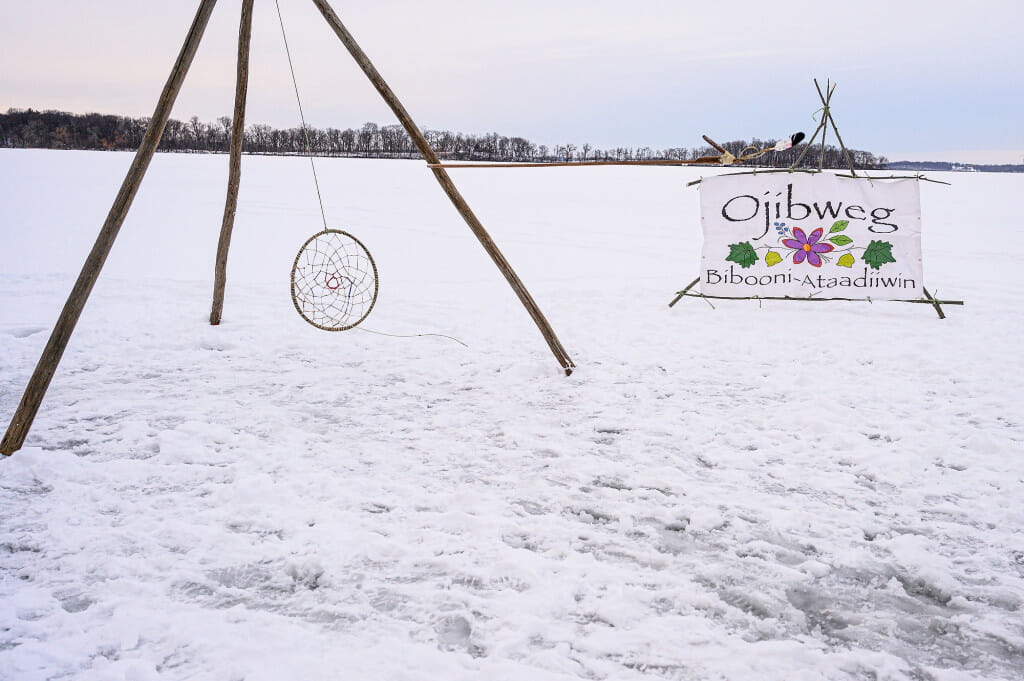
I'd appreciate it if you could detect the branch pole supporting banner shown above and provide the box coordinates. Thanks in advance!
[310,0,574,375]
[1,0,220,455]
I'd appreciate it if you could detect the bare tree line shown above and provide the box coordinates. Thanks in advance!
[1,108,888,169]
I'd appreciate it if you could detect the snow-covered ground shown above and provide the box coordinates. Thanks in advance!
[2,149,1023,681]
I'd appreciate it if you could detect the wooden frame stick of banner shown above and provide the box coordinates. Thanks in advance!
[685,170,951,188]
[668,290,963,317]
[668,278,701,307]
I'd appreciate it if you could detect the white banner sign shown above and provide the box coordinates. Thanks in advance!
[699,173,922,300]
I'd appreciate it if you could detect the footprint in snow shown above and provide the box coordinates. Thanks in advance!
[7,326,47,338]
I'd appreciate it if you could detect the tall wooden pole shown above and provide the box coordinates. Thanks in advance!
[210,0,254,325]
[1,0,219,456]
[310,0,575,375]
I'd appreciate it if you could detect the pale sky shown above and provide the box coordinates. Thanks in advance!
[3,0,1023,163]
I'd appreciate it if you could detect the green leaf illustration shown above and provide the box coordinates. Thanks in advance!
[828,234,853,246]
[862,240,896,270]
[725,241,758,268]
[837,253,855,268]
[765,250,783,267]
[829,220,850,234]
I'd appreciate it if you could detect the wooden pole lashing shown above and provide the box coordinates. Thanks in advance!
[922,287,947,319]
[210,0,254,325]
[668,278,701,308]
[309,0,575,375]
[1,0,220,456]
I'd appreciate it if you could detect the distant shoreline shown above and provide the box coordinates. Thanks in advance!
[2,107,887,171]
[5,108,1019,172]
[885,160,1024,173]
[5,147,1021,175]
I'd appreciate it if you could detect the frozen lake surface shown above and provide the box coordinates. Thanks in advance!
[2,149,1023,680]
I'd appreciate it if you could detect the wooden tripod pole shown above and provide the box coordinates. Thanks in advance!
[210,0,254,325]
[1,0,219,456]
[814,79,858,176]
[310,0,575,375]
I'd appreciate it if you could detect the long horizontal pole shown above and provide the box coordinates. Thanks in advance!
[429,157,724,169]
[670,292,963,305]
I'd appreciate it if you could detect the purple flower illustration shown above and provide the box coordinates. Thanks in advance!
[782,227,834,267]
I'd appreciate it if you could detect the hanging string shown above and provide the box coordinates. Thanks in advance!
[356,327,469,347]
[275,2,467,350]
[274,0,329,233]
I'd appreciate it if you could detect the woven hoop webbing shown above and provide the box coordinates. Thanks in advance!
[290,229,379,331]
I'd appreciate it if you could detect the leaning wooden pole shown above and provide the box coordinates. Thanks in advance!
[1,0,219,456]
[210,0,254,325]
[310,0,575,375]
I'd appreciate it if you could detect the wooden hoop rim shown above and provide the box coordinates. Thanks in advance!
[290,229,379,331]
